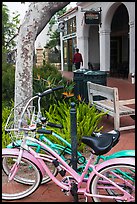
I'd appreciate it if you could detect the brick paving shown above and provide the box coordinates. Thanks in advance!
[2,73,135,202]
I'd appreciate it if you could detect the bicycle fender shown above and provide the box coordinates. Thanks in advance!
[86,157,135,193]
[2,148,46,176]
[103,149,135,160]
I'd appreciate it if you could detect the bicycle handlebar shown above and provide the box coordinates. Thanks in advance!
[40,117,63,129]
[37,129,52,134]
[47,122,63,129]
[38,86,64,97]
[52,86,64,92]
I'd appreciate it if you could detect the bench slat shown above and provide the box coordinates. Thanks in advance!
[119,99,135,105]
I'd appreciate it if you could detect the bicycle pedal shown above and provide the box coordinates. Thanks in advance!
[61,189,70,196]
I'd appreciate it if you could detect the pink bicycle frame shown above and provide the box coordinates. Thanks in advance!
[3,136,135,202]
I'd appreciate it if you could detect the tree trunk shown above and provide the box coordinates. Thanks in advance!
[15,2,70,107]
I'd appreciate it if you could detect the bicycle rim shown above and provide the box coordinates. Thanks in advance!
[2,154,42,200]
[90,162,135,202]
[3,146,58,185]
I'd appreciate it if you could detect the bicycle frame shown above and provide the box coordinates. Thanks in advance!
[6,131,135,171]
[4,133,135,202]
[6,132,86,168]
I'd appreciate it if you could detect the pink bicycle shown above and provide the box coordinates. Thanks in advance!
[2,87,135,202]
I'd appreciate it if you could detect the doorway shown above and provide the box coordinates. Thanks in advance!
[110,4,129,78]
[63,37,77,71]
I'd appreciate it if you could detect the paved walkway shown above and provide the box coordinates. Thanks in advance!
[2,73,135,202]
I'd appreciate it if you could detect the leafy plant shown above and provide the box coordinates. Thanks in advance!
[2,101,14,147]
[33,63,77,111]
[2,47,16,105]
[45,100,107,151]
[2,3,20,50]
[61,80,75,98]
[33,63,67,110]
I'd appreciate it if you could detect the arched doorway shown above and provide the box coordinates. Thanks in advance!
[110,4,129,78]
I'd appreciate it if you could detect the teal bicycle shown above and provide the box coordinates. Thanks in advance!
[4,86,135,185]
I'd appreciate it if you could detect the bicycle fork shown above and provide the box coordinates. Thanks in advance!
[8,142,26,181]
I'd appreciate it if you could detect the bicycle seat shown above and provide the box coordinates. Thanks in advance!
[92,130,120,148]
[82,130,120,155]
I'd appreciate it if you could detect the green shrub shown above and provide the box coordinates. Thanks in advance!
[33,63,63,93]
[45,100,107,151]
[33,63,74,111]
[2,101,14,147]
[2,61,15,105]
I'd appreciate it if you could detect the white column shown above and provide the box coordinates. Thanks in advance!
[77,36,89,69]
[99,29,110,71]
[60,32,64,71]
[129,21,135,74]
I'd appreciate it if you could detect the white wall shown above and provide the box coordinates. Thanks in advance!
[35,24,50,50]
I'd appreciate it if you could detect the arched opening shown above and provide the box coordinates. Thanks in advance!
[110,4,129,78]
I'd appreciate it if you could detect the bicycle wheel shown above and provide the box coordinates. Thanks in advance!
[89,159,135,202]
[3,146,58,185]
[105,156,135,201]
[2,154,42,200]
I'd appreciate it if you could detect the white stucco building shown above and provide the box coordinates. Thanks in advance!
[58,2,135,79]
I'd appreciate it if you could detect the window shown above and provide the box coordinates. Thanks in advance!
[65,17,76,35]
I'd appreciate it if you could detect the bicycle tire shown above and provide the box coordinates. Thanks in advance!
[3,147,58,185]
[89,158,135,202]
[2,154,42,200]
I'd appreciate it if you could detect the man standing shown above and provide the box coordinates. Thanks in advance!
[73,48,83,70]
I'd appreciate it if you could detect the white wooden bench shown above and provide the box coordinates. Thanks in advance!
[87,81,135,131]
